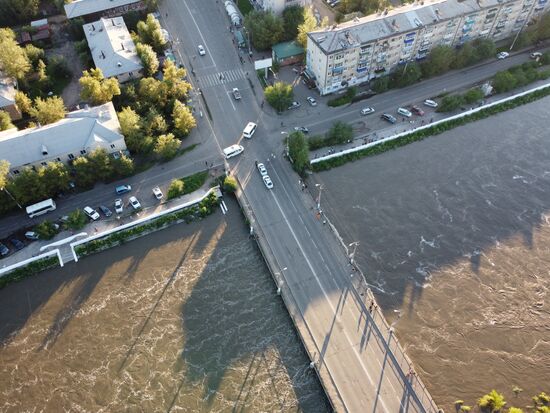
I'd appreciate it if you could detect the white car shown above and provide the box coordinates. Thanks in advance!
[360,107,375,116]
[397,107,412,117]
[83,206,100,220]
[153,186,163,200]
[530,52,543,59]
[497,51,509,59]
[257,162,268,176]
[114,198,123,214]
[306,96,317,106]
[423,99,438,108]
[263,175,273,189]
[198,45,206,56]
[129,196,142,210]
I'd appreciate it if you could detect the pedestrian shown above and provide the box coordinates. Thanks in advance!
[281,121,284,127]
[205,161,208,168]
[369,303,374,313]
[261,101,264,108]
[323,220,327,225]
[430,117,434,123]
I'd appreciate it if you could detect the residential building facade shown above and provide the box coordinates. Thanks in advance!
[251,0,311,15]
[84,17,143,83]
[307,0,550,95]
[0,102,127,174]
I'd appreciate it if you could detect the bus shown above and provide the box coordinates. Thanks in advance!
[26,199,56,218]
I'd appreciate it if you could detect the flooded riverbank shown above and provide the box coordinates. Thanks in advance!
[315,96,550,410]
[0,197,329,412]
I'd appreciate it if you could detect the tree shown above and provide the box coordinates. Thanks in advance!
[265,81,293,112]
[492,70,517,93]
[36,59,48,84]
[471,38,496,62]
[223,176,237,193]
[15,91,32,115]
[372,76,389,93]
[162,60,191,101]
[33,220,58,240]
[138,77,168,108]
[39,162,69,196]
[72,156,96,188]
[154,133,180,160]
[136,42,159,76]
[421,45,454,77]
[463,87,484,104]
[437,94,464,112]
[326,121,353,145]
[0,28,31,79]
[507,408,523,413]
[452,43,476,69]
[64,209,88,230]
[0,0,39,24]
[79,68,121,105]
[0,160,9,189]
[118,106,144,153]
[244,10,284,50]
[137,14,167,53]
[143,107,167,136]
[172,99,196,135]
[392,62,421,87]
[282,5,304,41]
[24,43,44,68]
[478,390,506,412]
[167,179,184,199]
[88,148,114,181]
[29,96,66,125]
[10,167,46,205]
[288,131,309,175]
[112,154,134,177]
[297,7,328,48]
[0,110,14,131]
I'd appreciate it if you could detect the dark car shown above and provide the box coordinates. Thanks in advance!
[99,205,113,217]
[0,243,10,256]
[411,105,425,116]
[381,113,397,124]
[10,238,25,250]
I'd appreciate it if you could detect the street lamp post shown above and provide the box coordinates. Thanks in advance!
[315,184,323,210]
[1,187,22,209]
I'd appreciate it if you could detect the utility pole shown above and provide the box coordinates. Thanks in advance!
[1,187,22,209]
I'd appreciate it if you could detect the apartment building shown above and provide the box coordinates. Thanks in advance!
[251,0,311,15]
[307,0,549,95]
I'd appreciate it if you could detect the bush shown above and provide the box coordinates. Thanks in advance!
[371,77,389,93]
[478,390,506,412]
[463,88,484,104]
[327,87,357,107]
[168,179,185,199]
[0,256,59,290]
[65,209,88,230]
[326,121,353,145]
[34,220,58,240]
[223,176,237,193]
[437,94,465,112]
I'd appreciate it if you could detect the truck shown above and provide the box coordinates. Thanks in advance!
[232,88,241,100]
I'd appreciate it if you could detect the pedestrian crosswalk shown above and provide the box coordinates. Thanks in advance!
[197,68,246,88]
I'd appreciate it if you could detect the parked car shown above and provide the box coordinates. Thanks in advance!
[257,162,268,176]
[530,52,543,59]
[397,107,412,117]
[381,113,397,124]
[10,238,25,250]
[423,99,438,108]
[115,184,132,195]
[360,107,375,116]
[153,186,163,200]
[129,196,142,210]
[198,44,206,56]
[263,175,274,189]
[294,126,309,133]
[25,231,39,240]
[306,96,317,106]
[0,243,9,256]
[99,205,113,217]
[232,88,241,100]
[114,199,123,214]
[497,51,509,59]
[288,101,301,110]
[83,206,100,220]
[411,105,425,116]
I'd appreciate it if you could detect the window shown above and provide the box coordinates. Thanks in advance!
[40,162,47,166]
[12,169,19,175]
[335,53,344,60]
[68,153,75,160]
[110,144,116,149]
[80,149,87,155]
[56,157,61,162]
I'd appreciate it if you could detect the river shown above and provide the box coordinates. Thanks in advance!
[315,96,550,410]
[0,197,329,412]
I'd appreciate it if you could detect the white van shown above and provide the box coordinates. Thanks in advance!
[223,144,244,159]
[397,107,412,117]
[242,122,257,139]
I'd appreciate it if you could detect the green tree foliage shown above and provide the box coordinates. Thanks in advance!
[492,70,518,93]
[0,160,9,189]
[118,106,144,153]
[297,7,328,48]
[8,167,45,205]
[112,154,135,177]
[33,220,58,240]
[72,156,95,188]
[15,91,32,115]
[471,38,496,61]
[154,133,180,160]
[244,10,284,50]
[143,107,167,136]
[40,162,70,196]
[421,45,454,77]
[478,390,506,412]
[507,408,523,413]
[0,28,31,79]
[282,5,305,41]
[326,121,353,145]
[162,60,191,101]
[372,76,389,93]
[65,209,88,230]
[136,42,159,76]
[138,77,168,108]
[265,81,293,112]
[167,179,184,199]
[36,59,48,84]
[338,0,390,16]
[24,43,44,68]
[437,94,465,112]
[29,96,66,125]
[288,131,309,175]
[79,68,121,105]
[0,0,40,24]
[88,148,114,181]
[137,14,167,53]
[0,110,14,131]
[391,62,422,88]
[172,99,196,136]
[223,176,238,193]
[463,87,484,104]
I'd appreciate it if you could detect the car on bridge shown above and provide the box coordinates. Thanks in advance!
[257,162,267,176]
[263,175,273,189]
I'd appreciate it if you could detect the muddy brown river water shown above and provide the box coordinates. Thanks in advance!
[0,198,329,412]
[315,97,550,410]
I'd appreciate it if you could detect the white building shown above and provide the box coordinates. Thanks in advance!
[84,17,143,83]
[252,0,311,15]
[0,102,127,174]
[64,0,145,21]
[307,0,550,95]
[0,72,21,121]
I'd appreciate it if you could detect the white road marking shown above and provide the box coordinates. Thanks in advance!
[182,0,215,67]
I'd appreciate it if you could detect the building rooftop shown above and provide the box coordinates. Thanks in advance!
[272,41,305,59]
[64,0,142,19]
[0,102,123,169]
[308,0,509,54]
[83,17,143,79]
[0,72,16,109]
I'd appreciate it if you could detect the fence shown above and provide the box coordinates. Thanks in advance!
[0,249,62,278]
